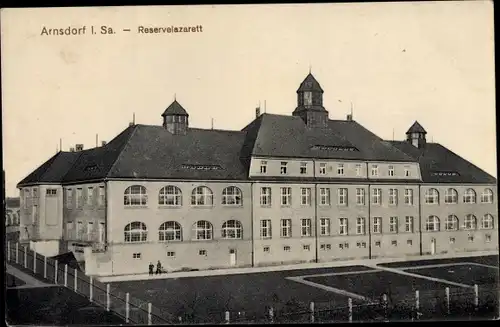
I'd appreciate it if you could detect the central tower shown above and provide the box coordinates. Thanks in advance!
[292,72,329,128]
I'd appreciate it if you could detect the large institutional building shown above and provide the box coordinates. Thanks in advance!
[17,73,498,276]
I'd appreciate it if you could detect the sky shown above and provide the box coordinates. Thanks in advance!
[1,2,496,197]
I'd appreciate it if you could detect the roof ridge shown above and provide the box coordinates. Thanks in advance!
[105,125,140,179]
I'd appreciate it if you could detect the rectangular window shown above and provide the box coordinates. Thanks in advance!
[303,245,310,251]
[485,234,491,243]
[407,239,413,246]
[389,217,398,233]
[46,188,57,196]
[280,219,292,238]
[468,236,474,243]
[167,251,175,257]
[375,241,381,247]
[280,187,292,206]
[300,162,307,174]
[371,165,379,177]
[99,222,105,243]
[319,163,327,175]
[356,217,366,235]
[77,221,84,240]
[338,188,348,206]
[300,188,311,206]
[389,189,398,206]
[260,220,272,239]
[339,218,348,235]
[23,189,29,209]
[260,160,267,174]
[98,186,105,207]
[319,188,330,206]
[450,237,456,244]
[388,165,395,177]
[76,188,83,208]
[391,240,398,246]
[404,189,413,205]
[87,187,94,206]
[283,246,291,252]
[373,217,382,234]
[404,166,410,177]
[280,162,288,175]
[372,188,382,205]
[301,218,312,237]
[320,218,330,236]
[263,246,270,253]
[337,164,344,175]
[66,189,73,209]
[87,222,94,241]
[260,187,272,207]
[33,188,38,198]
[66,221,74,239]
[133,253,141,259]
[356,188,365,205]
[355,164,362,176]
[405,216,414,233]
[199,250,207,256]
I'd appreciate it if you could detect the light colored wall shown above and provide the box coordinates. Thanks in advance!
[367,162,421,180]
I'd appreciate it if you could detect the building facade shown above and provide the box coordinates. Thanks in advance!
[17,73,498,276]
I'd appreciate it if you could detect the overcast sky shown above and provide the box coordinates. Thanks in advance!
[1,2,496,197]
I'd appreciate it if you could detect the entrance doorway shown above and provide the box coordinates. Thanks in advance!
[229,249,236,266]
[430,238,436,255]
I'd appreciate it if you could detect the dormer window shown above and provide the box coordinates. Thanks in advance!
[280,162,288,175]
[337,164,344,176]
[260,160,267,174]
[404,166,410,177]
[371,165,379,177]
[319,163,327,175]
[388,166,394,177]
[300,162,307,174]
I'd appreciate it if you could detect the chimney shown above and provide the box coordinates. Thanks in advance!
[70,147,75,152]
[129,122,134,126]
[101,141,107,146]
[75,144,84,152]
[255,107,261,119]
[346,114,353,121]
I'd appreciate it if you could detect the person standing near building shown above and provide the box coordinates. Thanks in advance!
[148,262,154,276]
[156,260,162,275]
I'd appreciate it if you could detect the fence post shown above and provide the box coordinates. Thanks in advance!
[16,243,19,263]
[74,268,78,291]
[225,311,230,324]
[89,277,93,302]
[126,292,130,323]
[54,260,58,284]
[64,264,68,287]
[348,298,353,322]
[415,290,420,313]
[7,242,11,261]
[269,307,274,323]
[33,249,36,273]
[382,294,388,321]
[474,284,479,310]
[44,256,47,279]
[310,301,315,323]
[445,287,450,314]
[106,284,110,311]
[148,303,152,325]
[24,246,28,268]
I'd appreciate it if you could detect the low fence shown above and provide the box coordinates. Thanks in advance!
[5,242,175,325]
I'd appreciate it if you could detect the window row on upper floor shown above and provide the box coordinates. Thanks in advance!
[258,160,414,178]
[424,188,494,204]
[122,185,243,207]
[122,220,243,243]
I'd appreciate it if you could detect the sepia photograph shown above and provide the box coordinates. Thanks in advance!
[1,1,498,324]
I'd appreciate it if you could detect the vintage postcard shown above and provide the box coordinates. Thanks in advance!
[2,2,498,325]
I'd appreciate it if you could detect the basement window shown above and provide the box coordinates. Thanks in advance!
[303,245,310,251]
[167,251,175,257]
[263,246,270,253]
[132,253,141,259]
[485,234,491,243]
[199,249,207,256]
[375,241,381,247]
[46,189,58,196]
[283,246,291,252]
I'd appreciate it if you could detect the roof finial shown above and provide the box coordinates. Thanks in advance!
[133,112,136,125]
[309,64,312,74]
[211,118,214,130]
[174,93,176,101]
[60,138,62,152]
[264,100,267,113]
[392,128,395,141]
[350,102,353,116]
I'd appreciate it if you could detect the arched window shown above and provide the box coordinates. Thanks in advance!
[481,189,494,203]
[463,214,477,230]
[124,185,148,206]
[191,186,213,206]
[222,220,243,239]
[463,189,476,204]
[192,220,213,240]
[445,215,459,231]
[222,186,243,206]
[158,186,182,206]
[158,221,182,241]
[481,214,494,229]
[425,189,439,204]
[444,188,458,204]
[425,216,440,232]
[124,222,148,243]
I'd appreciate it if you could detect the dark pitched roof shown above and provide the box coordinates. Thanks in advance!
[106,125,248,180]
[6,197,20,208]
[17,151,80,187]
[297,73,324,93]
[161,100,189,116]
[406,121,427,134]
[242,114,415,162]
[390,141,496,184]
